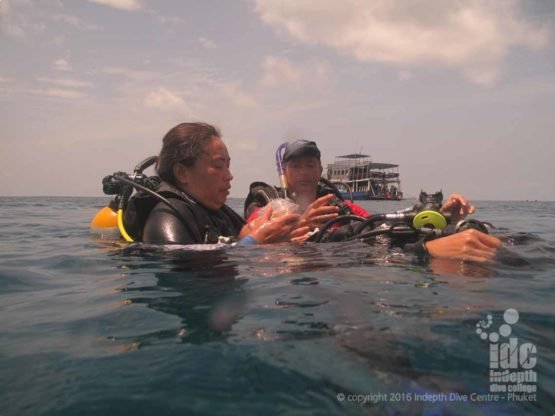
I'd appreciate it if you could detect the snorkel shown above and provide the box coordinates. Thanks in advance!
[276,142,289,199]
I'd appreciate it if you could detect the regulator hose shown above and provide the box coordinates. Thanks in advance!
[312,215,367,242]
[111,173,191,243]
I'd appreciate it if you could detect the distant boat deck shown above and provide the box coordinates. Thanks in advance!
[326,153,403,201]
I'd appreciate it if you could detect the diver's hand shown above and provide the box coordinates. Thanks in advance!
[299,194,339,229]
[290,225,312,244]
[441,193,476,221]
[240,206,300,244]
[425,229,501,263]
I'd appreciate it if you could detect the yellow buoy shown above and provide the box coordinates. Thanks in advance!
[90,206,122,241]
[91,206,118,229]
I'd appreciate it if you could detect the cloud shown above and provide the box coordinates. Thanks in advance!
[87,0,142,11]
[259,55,330,89]
[150,12,185,24]
[87,0,183,24]
[52,58,72,71]
[219,83,257,108]
[51,14,101,31]
[38,78,93,88]
[198,37,217,49]
[143,87,192,114]
[102,66,154,81]
[0,0,27,38]
[254,0,551,86]
[0,0,59,39]
[31,88,88,99]
[259,56,302,88]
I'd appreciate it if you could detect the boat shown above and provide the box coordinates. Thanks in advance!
[326,154,403,201]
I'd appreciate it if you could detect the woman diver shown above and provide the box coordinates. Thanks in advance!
[123,122,299,245]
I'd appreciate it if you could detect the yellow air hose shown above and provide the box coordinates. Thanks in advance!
[117,209,134,242]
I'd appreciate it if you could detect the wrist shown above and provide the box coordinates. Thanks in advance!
[422,241,430,256]
[404,238,431,258]
[238,235,258,245]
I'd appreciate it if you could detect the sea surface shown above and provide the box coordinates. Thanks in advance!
[0,197,554,416]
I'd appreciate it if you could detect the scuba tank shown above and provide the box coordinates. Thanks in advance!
[91,156,238,244]
[90,156,161,241]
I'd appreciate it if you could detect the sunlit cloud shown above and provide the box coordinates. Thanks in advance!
[219,83,257,108]
[198,37,217,49]
[259,56,302,88]
[30,88,88,99]
[255,0,551,86]
[151,13,185,24]
[38,78,94,89]
[259,55,330,89]
[51,14,101,31]
[143,87,192,115]
[87,0,142,11]
[52,58,72,72]
[102,66,154,81]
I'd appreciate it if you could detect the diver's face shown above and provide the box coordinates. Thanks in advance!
[284,155,322,200]
[175,137,233,210]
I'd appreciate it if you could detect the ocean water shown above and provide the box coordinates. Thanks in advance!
[0,196,554,416]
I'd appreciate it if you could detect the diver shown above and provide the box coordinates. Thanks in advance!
[244,140,371,243]
[244,140,501,262]
[113,122,299,245]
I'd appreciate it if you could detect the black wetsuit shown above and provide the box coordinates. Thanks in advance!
[124,181,245,245]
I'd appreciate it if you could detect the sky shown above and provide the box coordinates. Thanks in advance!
[1,0,554,201]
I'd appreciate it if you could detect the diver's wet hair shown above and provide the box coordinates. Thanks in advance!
[157,122,221,185]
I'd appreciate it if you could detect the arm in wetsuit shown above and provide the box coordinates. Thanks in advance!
[142,201,200,245]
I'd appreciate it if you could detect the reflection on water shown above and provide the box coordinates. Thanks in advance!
[111,246,246,345]
[96,228,555,414]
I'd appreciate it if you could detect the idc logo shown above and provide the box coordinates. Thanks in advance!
[475,308,538,401]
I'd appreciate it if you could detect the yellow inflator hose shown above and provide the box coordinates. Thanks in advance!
[117,209,134,242]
